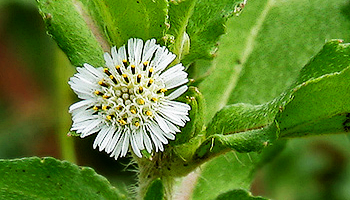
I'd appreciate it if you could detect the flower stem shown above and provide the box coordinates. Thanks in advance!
[136,154,175,200]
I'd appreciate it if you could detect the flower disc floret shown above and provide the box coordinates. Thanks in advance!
[68,38,191,159]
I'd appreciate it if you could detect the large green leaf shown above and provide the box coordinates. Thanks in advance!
[0,157,126,199]
[193,0,350,199]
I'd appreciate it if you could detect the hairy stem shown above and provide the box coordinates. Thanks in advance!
[136,153,176,200]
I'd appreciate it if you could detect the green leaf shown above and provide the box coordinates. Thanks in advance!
[294,40,350,86]
[278,66,350,138]
[144,178,164,200]
[194,0,350,198]
[78,0,168,47]
[37,0,168,67]
[37,0,105,67]
[182,0,245,65]
[0,157,126,199]
[215,189,268,200]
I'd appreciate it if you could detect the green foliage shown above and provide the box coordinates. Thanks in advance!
[195,0,350,198]
[0,157,126,199]
[216,189,267,200]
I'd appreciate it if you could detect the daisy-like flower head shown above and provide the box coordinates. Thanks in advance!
[69,38,191,159]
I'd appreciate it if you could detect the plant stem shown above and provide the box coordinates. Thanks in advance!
[54,48,77,163]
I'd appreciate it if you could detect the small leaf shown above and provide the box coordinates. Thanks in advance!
[168,0,197,61]
[144,178,164,200]
[182,0,245,65]
[216,189,268,200]
[0,157,126,199]
[194,125,278,160]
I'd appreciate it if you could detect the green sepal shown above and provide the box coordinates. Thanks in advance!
[67,131,80,137]
[141,150,152,160]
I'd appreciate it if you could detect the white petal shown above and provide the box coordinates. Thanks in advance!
[99,126,115,151]
[121,130,130,157]
[142,39,158,61]
[111,133,124,159]
[83,63,102,77]
[141,126,152,153]
[69,100,94,112]
[154,114,171,134]
[106,128,122,153]
[128,38,135,62]
[118,45,127,62]
[104,53,114,68]
[166,85,188,100]
[130,132,142,157]
[148,122,168,144]
[135,128,145,150]
[93,126,111,149]
[111,46,118,61]
[157,110,186,126]
[134,38,144,64]
[81,120,102,137]
[164,75,188,89]
[155,53,176,72]
[159,64,185,78]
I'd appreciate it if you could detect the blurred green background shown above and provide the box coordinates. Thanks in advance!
[1,1,350,200]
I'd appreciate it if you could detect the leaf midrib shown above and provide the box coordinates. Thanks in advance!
[216,0,275,111]
[73,0,110,52]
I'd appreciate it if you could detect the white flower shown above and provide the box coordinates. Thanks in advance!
[68,38,191,159]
